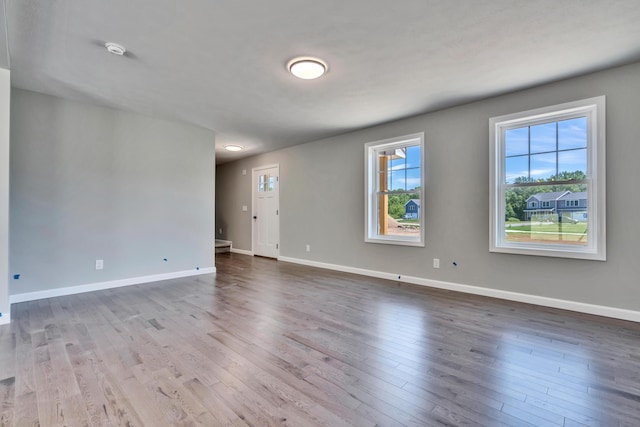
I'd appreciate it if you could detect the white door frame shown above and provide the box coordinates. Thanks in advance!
[251,164,280,258]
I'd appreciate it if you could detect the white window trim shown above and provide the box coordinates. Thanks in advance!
[489,96,606,260]
[364,133,425,247]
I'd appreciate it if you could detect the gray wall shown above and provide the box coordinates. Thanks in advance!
[10,89,215,295]
[217,61,640,312]
[0,69,9,318]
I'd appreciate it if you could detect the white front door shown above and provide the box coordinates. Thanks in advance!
[252,165,279,258]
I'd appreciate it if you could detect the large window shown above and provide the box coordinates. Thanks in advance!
[365,133,424,246]
[490,97,605,260]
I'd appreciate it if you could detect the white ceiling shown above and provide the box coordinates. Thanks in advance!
[2,0,640,163]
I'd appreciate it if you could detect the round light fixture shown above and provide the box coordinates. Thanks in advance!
[287,57,327,80]
[224,144,244,152]
[105,42,126,56]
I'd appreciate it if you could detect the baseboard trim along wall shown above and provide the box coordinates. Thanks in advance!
[0,312,10,326]
[9,267,216,304]
[278,256,640,323]
[230,247,253,256]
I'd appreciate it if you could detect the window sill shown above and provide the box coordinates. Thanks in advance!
[490,243,605,261]
[365,236,425,247]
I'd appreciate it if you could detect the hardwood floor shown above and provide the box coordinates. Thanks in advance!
[1,253,640,426]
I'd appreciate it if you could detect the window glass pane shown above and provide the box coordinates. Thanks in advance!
[390,155,406,170]
[379,192,421,237]
[376,153,392,191]
[505,155,529,184]
[259,174,267,192]
[530,122,556,154]
[558,149,587,177]
[376,170,388,191]
[530,152,556,181]
[268,176,275,191]
[406,168,421,191]
[405,145,421,168]
[367,134,424,245]
[504,184,588,246]
[492,97,604,259]
[558,117,587,151]
[505,127,528,157]
[389,168,421,191]
[389,170,404,191]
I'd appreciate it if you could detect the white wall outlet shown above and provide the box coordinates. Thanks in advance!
[242,205,248,212]
[95,259,104,270]
[433,258,440,269]
[219,228,223,234]
[306,244,311,252]
[242,169,247,176]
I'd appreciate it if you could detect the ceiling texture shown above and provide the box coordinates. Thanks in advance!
[2,0,640,163]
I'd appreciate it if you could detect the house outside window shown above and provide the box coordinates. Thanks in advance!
[490,97,606,260]
[365,133,424,246]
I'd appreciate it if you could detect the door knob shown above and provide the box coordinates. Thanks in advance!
[253,216,257,219]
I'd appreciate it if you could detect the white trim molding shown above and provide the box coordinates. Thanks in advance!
[0,312,9,325]
[364,133,425,247]
[230,247,254,256]
[278,256,640,323]
[489,96,606,260]
[9,267,216,304]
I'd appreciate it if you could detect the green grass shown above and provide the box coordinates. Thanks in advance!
[505,222,588,244]
[506,223,587,233]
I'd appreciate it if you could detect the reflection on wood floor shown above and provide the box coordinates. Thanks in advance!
[1,252,640,426]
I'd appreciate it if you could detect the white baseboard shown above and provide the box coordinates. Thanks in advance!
[278,256,640,323]
[230,247,253,256]
[9,267,216,304]
[0,312,9,325]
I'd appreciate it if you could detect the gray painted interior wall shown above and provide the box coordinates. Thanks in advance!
[0,69,9,318]
[216,61,640,312]
[10,89,215,295]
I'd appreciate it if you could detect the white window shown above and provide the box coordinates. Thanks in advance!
[365,133,424,246]
[490,97,606,260]
[542,201,551,208]
[566,200,579,207]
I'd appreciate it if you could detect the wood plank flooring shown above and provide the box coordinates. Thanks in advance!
[1,252,640,426]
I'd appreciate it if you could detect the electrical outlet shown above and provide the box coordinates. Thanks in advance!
[306,244,311,252]
[242,205,248,212]
[433,258,440,269]
[219,228,223,234]
[95,259,104,270]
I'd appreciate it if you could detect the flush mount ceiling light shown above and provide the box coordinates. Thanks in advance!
[105,42,126,56]
[224,144,244,152]
[287,57,328,80]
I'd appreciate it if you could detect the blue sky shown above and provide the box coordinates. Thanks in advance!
[505,117,587,183]
[387,144,421,191]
